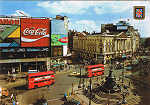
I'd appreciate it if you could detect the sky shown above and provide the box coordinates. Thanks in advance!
[0,1,150,38]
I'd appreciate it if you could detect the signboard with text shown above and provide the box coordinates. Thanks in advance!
[0,18,20,25]
[117,26,128,30]
[21,18,50,47]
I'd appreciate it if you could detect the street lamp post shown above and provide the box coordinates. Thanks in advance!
[89,77,92,105]
[78,65,82,88]
[108,90,110,105]
[121,91,127,104]
[122,53,126,84]
[121,53,128,104]
[122,65,124,84]
[83,78,85,91]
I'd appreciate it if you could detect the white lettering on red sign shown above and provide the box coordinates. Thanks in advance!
[91,68,102,71]
[23,28,47,36]
[0,18,19,25]
[34,76,51,81]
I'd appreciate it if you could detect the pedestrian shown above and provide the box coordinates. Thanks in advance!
[41,97,47,105]
[12,68,15,74]
[128,81,131,87]
[64,93,67,102]
[10,93,14,101]
[47,84,50,90]
[16,100,19,105]
[85,88,88,94]
[12,100,15,105]
[8,71,10,76]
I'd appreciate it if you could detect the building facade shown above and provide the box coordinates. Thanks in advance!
[0,15,69,73]
[72,21,140,64]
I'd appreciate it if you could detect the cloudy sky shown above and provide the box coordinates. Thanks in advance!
[0,1,150,37]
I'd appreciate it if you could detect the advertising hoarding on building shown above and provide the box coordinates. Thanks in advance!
[51,46,63,57]
[0,18,20,25]
[21,18,50,47]
[117,26,128,30]
[63,46,67,56]
[0,47,49,52]
[0,25,20,47]
[51,34,68,46]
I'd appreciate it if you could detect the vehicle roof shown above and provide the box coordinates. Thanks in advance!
[28,71,54,77]
[86,64,104,69]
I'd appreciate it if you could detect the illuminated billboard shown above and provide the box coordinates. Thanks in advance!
[21,18,50,47]
[0,18,20,25]
[0,25,20,47]
[117,26,128,30]
[51,46,63,57]
[51,34,68,46]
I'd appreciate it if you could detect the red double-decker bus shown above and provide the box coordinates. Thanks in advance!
[86,64,104,77]
[27,71,55,89]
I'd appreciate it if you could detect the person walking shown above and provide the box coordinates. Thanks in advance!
[12,100,15,105]
[47,84,51,90]
[16,101,19,105]
[39,96,47,105]
[10,93,14,101]
[64,93,67,102]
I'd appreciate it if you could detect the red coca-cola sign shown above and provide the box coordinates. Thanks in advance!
[21,18,50,47]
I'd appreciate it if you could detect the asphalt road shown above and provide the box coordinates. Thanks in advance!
[15,71,80,105]
[2,58,149,105]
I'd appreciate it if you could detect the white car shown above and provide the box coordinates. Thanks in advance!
[69,72,80,76]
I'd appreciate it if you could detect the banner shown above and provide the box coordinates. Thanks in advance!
[21,18,50,47]
[0,18,20,25]
[51,34,68,46]
[51,46,63,57]
[0,25,20,47]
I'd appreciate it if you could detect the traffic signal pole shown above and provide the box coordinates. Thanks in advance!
[89,77,92,105]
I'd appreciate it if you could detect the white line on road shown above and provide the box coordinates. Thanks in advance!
[47,98,62,102]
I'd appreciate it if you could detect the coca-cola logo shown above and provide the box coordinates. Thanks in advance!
[23,27,47,36]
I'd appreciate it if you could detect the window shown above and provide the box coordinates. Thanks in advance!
[34,79,52,83]
[30,74,52,78]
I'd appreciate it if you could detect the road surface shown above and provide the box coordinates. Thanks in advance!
[15,71,80,105]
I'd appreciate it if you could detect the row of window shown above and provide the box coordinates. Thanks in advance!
[29,74,54,78]
[34,79,53,83]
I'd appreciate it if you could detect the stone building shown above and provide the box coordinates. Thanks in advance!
[72,21,140,64]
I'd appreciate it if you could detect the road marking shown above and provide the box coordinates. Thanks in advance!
[47,98,62,102]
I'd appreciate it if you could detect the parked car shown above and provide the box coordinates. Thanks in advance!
[69,72,80,77]
[65,99,81,105]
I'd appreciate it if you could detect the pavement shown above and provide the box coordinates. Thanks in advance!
[65,63,142,105]
[0,67,76,105]
[67,83,140,105]
[0,60,147,105]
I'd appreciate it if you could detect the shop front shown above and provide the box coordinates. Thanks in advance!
[49,58,66,71]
